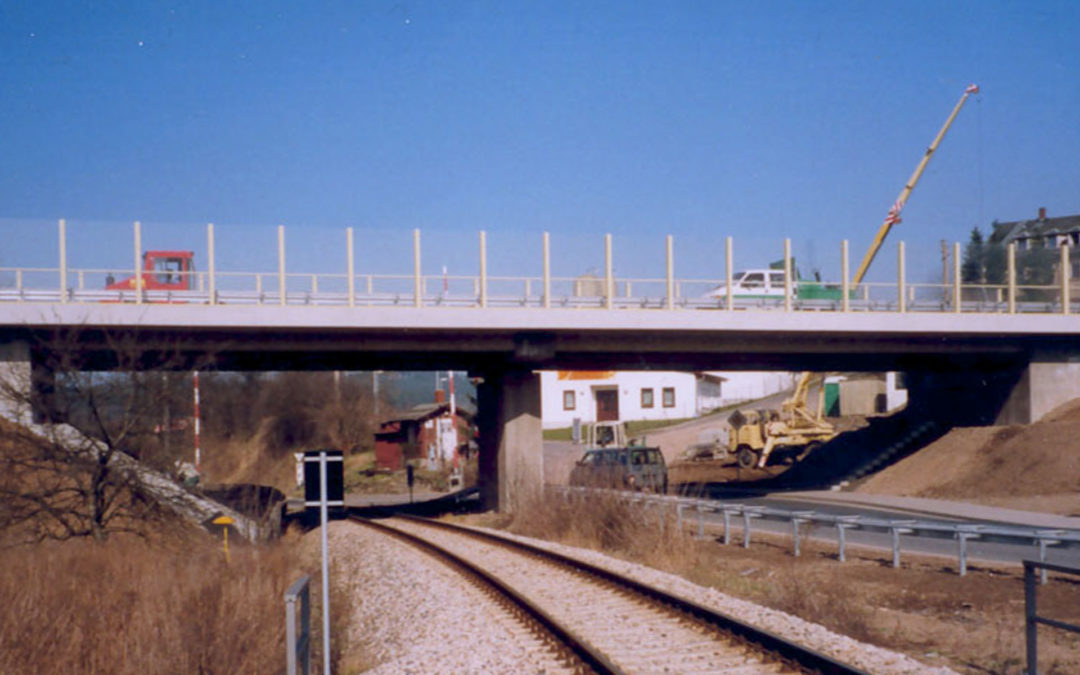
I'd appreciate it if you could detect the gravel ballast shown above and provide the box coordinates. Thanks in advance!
[316,519,959,675]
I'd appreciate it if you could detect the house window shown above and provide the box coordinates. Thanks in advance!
[662,387,675,408]
[562,390,576,411]
[641,388,654,408]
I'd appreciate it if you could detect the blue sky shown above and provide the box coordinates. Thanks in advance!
[1,1,1078,284]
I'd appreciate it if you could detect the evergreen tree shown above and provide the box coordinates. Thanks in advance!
[961,227,985,282]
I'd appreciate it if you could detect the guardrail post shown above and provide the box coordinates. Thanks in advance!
[542,232,551,309]
[953,242,962,313]
[722,507,735,545]
[835,517,859,562]
[346,227,355,308]
[207,223,217,305]
[890,522,914,568]
[278,225,287,306]
[791,511,813,557]
[742,507,762,548]
[604,233,613,309]
[58,219,68,303]
[783,238,792,312]
[1035,531,1063,585]
[841,239,850,313]
[956,526,982,576]
[479,230,488,308]
[413,228,422,308]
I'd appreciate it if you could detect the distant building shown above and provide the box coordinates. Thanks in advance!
[539,370,796,429]
[373,398,472,471]
[989,207,1080,283]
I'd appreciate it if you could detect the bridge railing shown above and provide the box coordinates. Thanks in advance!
[2,222,1077,315]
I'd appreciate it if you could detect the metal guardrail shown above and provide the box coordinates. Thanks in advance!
[554,486,1080,577]
[1024,560,1080,675]
[285,574,311,675]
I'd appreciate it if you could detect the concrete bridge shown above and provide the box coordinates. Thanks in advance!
[3,223,1080,509]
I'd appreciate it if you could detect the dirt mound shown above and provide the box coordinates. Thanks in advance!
[1041,396,1080,423]
[857,417,1080,515]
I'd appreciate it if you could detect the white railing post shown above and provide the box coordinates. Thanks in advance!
[604,233,613,309]
[666,235,674,310]
[897,241,906,313]
[1007,242,1016,314]
[413,229,422,308]
[953,242,962,313]
[725,236,734,311]
[542,232,551,309]
[841,239,850,313]
[134,221,143,305]
[278,225,286,306]
[347,227,355,308]
[1060,244,1071,314]
[207,223,216,305]
[783,238,792,312]
[58,219,67,303]
[479,230,488,308]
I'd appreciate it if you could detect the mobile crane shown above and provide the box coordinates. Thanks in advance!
[729,84,981,469]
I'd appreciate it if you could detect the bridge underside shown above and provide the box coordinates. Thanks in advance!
[3,316,1080,510]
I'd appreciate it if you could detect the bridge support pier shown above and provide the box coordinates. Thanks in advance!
[996,351,1080,425]
[0,339,32,425]
[476,369,544,513]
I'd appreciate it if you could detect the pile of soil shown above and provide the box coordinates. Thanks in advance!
[857,398,1080,516]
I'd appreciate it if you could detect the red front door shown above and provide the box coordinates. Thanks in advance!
[596,389,619,422]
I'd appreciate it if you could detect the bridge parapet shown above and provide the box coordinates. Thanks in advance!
[2,221,1077,316]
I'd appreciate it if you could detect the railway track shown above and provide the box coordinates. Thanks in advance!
[352,514,872,675]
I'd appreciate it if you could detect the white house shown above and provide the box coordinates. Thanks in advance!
[541,369,806,428]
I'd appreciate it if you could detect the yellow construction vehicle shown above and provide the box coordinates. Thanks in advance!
[728,372,835,468]
[728,84,981,469]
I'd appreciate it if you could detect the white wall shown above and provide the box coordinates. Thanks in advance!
[540,371,699,429]
[710,371,796,406]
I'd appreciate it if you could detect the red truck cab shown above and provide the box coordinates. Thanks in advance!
[106,251,195,292]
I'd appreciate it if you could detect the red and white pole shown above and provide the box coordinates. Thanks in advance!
[193,370,201,471]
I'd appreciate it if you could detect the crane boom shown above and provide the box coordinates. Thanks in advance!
[851,83,980,285]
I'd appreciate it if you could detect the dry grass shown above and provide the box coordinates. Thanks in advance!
[498,491,1080,675]
[0,531,341,675]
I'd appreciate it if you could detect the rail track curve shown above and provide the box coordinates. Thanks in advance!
[352,514,872,675]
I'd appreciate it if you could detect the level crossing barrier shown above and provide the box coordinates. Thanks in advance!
[554,486,1080,577]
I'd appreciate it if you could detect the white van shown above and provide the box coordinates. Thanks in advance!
[705,269,793,300]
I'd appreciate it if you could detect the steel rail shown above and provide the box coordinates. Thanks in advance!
[392,514,872,675]
[349,515,623,675]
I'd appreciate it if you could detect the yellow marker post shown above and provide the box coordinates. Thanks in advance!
[212,515,235,564]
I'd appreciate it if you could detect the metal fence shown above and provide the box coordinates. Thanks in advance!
[1024,560,1080,675]
[285,574,311,675]
[554,486,1080,578]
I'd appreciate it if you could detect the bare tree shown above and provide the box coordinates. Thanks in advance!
[0,329,211,543]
